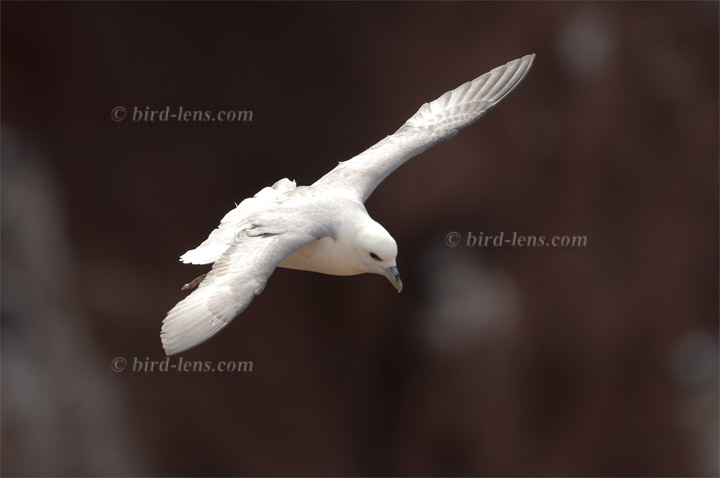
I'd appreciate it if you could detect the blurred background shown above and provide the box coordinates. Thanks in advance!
[1,2,718,476]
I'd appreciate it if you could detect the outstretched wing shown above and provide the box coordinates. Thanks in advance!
[162,219,323,355]
[313,54,535,202]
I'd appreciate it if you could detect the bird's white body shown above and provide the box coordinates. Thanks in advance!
[279,230,367,276]
[181,181,387,276]
[162,54,535,355]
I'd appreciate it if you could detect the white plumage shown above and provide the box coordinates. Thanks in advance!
[162,54,535,355]
[179,178,297,265]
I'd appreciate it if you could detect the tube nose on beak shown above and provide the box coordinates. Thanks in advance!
[385,265,403,293]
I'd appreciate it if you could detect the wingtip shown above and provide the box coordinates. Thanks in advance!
[506,54,536,71]
[513,53,536,71]
[160,337,183,356]
[518,54,536,73]
[160,317,202,356]
[486,53,536,103]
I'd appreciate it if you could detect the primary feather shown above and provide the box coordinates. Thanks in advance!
[313,54,535,201]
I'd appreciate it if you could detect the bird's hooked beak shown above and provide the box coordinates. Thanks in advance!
[384,265,403,293]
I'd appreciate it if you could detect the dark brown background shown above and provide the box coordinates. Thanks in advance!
[2,1,718,476]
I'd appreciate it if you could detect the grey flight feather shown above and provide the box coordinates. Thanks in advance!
[313,54,535,202]
[162,209,326,356]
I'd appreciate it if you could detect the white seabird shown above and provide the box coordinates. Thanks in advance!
[162,54,536,355]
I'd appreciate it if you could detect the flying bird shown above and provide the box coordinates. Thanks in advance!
[162,54,535,355]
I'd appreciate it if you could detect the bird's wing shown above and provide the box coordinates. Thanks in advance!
[162,215,324,355]
[180,178,297,265]
[312,54,535,202]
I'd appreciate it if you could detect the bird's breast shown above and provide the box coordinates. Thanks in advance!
[278,236,361,276]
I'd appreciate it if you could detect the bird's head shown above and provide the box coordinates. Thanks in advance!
[353,220,402,293]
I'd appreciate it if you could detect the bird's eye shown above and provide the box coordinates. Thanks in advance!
[369,252,381,261]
